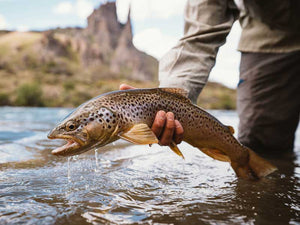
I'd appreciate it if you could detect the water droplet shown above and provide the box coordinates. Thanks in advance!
[67,157,71,183]
[95,148,99,172]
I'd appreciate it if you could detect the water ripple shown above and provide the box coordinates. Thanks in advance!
[0,107,299,225]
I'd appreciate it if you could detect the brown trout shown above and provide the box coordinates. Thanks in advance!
[48,88,277,179]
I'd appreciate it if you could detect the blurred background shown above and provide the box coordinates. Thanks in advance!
[0,0,241,109]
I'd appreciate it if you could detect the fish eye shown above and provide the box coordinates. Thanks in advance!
[66,121,77,131]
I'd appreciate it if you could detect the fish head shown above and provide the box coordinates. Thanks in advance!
[48,105,118,156]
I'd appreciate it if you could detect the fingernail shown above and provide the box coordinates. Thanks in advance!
[157,110,166,119]
[166,112,174,120]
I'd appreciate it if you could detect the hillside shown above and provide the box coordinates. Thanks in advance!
[0,2,236,109]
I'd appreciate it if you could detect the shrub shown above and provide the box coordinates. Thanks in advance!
[220,94,236,110]
[63,81,75,91]
[70,91,92,106]
[0,92,10,105]
[211,94,236,110]
[15,83,44,106]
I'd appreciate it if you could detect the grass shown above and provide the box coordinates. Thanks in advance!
[197,82,236,110]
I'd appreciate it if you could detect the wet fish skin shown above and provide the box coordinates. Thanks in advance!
[48,88,277,179]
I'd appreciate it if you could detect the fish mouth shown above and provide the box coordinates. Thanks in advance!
[48,134,84,156]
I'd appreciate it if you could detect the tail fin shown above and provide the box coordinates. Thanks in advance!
[231,147,277,179]
[247,148,277,178]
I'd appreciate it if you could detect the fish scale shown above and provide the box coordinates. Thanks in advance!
[48,88,277,180]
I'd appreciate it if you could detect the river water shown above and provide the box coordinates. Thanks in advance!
[0,107,299,225]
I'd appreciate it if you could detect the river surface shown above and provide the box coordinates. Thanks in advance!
[0,107,299,225]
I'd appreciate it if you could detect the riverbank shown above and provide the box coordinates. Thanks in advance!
[0,78,236,109]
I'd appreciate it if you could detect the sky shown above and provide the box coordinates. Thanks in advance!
[0,0,241,88]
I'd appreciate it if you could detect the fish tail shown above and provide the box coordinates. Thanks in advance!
[247,148,278,178]
[231,147,277,180]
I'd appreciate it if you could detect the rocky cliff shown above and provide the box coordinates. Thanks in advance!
[83,3,157,81]
[48,2,157,81]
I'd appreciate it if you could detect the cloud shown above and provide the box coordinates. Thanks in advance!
[53,0,93,19]
[116,0,186,23]
[53,2,73,14]
[133,28,179,59]
[209,22,242,88]
[75,0,94,19]
[0,14,7,29]
[16,25,29,32]
[134,23,241,88]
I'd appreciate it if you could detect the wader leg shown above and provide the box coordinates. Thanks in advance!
[237,51,300,154]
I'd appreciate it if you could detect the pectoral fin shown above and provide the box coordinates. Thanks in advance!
[169,141,184,159]
[118,123,159,145]
[200,148,230,162]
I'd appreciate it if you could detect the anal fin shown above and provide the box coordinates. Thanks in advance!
[200,148,230,162]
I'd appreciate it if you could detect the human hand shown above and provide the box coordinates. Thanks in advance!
[119,84,184,146]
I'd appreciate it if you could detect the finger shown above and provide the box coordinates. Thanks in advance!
[119,84,136,90]
[174,120,184,144]
[159,112,175,146]
[151,111,166,138]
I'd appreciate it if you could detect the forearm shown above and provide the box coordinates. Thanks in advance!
[159,0,238,103]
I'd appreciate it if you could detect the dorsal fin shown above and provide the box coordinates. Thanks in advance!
[160,88,189,98]
[227,125,235,134]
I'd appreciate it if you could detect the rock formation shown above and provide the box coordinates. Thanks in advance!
[42,2,157,81]
[81,2,157,81]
